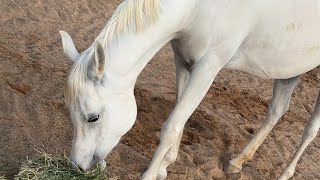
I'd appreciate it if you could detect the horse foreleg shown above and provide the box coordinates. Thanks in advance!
[142,54,223,180]
[278,91,320,180]
[157,45,190,180]
[226,76,299,173]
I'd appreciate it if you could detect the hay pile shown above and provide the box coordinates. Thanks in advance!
[12,152,116,180]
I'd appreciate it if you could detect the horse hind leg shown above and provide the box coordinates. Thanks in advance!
[278,91,320,180]
[156,43,190,180]
[226,76,300,173]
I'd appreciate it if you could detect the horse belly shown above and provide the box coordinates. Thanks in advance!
[225,46,320,79]
[225,1,320,79]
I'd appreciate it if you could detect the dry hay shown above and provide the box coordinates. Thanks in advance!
[11,152,117,180]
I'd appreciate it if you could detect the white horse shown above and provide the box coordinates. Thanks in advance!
[60,0,320,179]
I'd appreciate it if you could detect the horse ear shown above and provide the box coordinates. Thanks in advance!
[60,31,80,62]
[88,40,106,81]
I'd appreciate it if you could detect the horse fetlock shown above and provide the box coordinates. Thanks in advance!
[225,161,242,174]
[156,146,178,180]
[142,171,157,180]
[164,149,177,163]
[157,165,168,180]
[243,151,255,161]
[278,170,294,180]
[156,174,167,180]
[236,147,255,162]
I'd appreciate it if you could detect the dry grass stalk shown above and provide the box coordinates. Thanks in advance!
[14,152,117,180]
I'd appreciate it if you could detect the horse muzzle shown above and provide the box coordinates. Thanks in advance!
[70,154,106,172]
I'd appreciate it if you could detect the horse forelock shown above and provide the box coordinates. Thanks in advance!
[64,0,161,106]
[64,48,93,106]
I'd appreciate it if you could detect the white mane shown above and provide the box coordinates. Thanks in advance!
[64,0,161,106]
[97,0,160,46]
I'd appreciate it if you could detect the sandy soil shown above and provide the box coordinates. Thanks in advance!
[1,0,319,179]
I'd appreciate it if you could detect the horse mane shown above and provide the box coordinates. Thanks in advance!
[97,0,160,46]
[64,0,161,106]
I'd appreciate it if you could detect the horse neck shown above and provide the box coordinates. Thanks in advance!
[103,0,193,90]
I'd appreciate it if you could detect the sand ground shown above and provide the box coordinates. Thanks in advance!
[1,0,319,179]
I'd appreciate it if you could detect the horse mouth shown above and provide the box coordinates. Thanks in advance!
[70,153,106,172]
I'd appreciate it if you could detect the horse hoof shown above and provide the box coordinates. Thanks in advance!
[225,163,242,174]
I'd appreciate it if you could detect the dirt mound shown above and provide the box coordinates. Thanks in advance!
[1,1,319,179]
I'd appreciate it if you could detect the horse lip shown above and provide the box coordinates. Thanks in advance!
[69,154,93,172]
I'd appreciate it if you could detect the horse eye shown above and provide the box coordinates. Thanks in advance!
[88,115,99,123]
